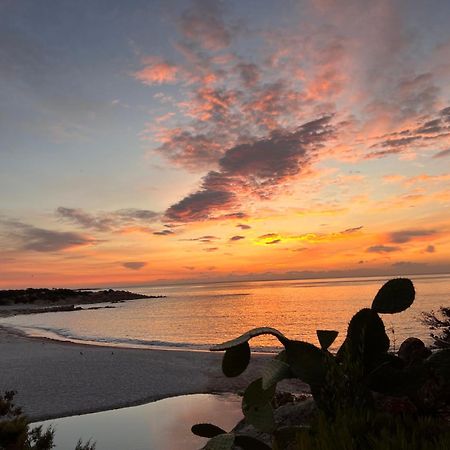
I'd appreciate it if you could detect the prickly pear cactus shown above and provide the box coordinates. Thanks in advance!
[371,278,415,314]
[337,308,390,370]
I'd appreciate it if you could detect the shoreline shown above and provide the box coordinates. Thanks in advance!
[1,323,281,354]
[0,325,307,422]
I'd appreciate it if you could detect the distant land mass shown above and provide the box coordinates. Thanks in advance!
[0,288,165,317]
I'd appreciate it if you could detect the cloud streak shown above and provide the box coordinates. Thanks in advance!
[1,220,95,252]
[56,207,160,233]
[367,245,400,254]
[122,262,147,270]
[388,229,436,244]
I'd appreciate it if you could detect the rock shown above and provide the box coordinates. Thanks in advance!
[398,337,431,365]
[274,397,316,427]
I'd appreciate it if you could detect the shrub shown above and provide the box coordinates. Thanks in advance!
[421,306,450,349]
[0,391,95,450]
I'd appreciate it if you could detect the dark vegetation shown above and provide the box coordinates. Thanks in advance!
[193,278,450,449]
[0,391,94,450]
[0,288,164,308]
[421,306,450,349]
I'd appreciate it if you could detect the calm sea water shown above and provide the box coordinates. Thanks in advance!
[2,275,449,352]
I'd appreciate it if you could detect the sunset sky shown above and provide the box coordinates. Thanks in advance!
[1,0,449,288]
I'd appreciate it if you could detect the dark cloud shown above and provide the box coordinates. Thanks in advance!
[236,223,251,230]
[229,235,245,241]
[440,106,450,121]
[153,229,174,236]
[166,187,237,222]
[368,106,450,158]
[341,226,363,234]
[425,245,435,253]
[56,207,159,232]
[220,117,334,190]
[218,212,248,220]
[122,262,146,270]
[366,245,400,253]
[204,247,218,252]
[389,229,436,243]
[416,119,443,135]
[165,116,334,222]
[433,148,450,158]
[379,137,421,148]
[257,233,282,245]
[180,235,220,243]
[1,220,95,252]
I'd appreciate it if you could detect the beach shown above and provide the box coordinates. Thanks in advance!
[0,325,277,422]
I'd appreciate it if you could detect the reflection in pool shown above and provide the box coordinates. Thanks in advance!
[33,393,242,450]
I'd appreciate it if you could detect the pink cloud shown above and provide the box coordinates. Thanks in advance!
[133,57,179,85]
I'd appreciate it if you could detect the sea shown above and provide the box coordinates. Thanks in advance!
[1,275,449,352]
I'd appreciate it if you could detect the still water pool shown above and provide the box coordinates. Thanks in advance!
[33,394,242,450]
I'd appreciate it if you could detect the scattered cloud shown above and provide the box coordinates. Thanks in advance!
[425,245,435,253]
[180,235,220,243]
[204,247,218,252]
[388,229,436,244]
[367,106,450,159]
[229,235,245,242]
[341,226,363,234]
[255,227,363,245]
[236,223,251,230]
[122,261,147,270]
[153,229,174,236]
[133,56,179,85]
[366,245,400,253]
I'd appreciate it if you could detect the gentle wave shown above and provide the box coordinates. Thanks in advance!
[7,324,280,353]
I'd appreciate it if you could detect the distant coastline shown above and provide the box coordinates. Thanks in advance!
[0,288,165,317]
[59,271,450,291]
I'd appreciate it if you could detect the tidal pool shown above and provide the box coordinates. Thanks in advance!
[33,393,242,450]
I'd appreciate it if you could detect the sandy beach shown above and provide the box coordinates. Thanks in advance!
[0,325,280,422]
